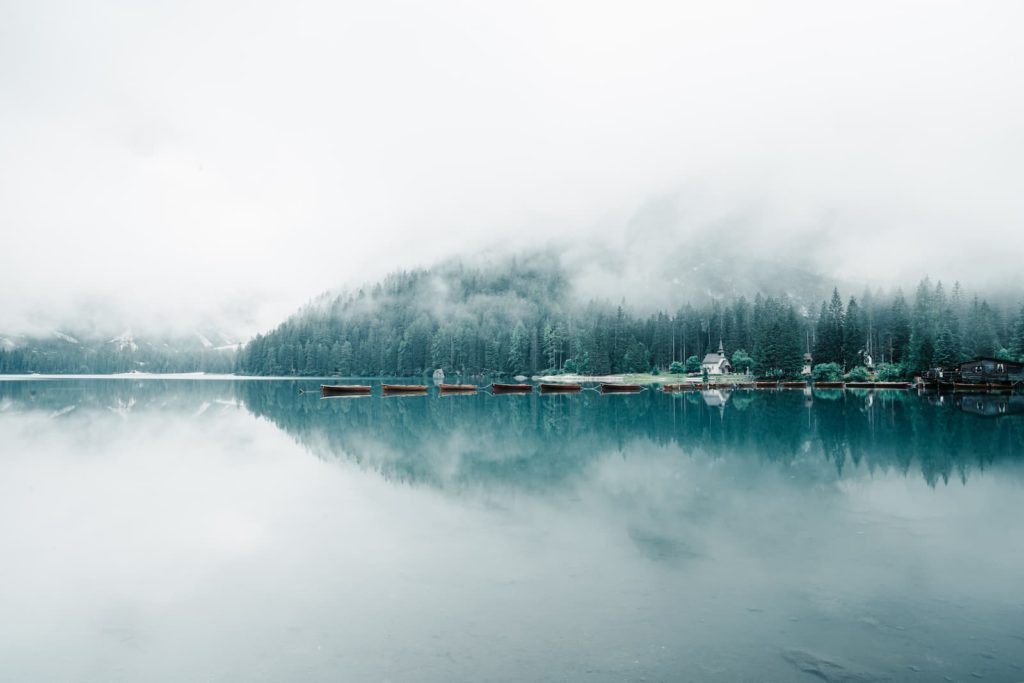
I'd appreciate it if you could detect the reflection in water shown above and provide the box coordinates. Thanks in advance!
[1,379,1023,682]
[700,388,731,408]
[233,382,1024,489]
[5,378,1022,490]
[956,392,1024,417]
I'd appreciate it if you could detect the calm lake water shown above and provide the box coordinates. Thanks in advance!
[2,378,1023,682]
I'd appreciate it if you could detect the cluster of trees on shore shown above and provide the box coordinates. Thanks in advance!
[237,259,1024,379]
[809,279,1024,380]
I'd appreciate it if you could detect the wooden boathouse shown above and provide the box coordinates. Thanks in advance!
[956,357,1024,385]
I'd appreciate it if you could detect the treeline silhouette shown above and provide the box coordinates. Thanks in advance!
[0,341,236,374]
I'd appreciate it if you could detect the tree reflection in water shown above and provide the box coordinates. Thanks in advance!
[1,379,1020,491]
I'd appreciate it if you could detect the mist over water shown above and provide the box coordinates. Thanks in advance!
[2,378,1022,681]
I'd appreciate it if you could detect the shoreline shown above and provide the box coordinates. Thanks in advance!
[0,373,290,381]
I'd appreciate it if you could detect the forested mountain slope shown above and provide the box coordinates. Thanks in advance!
[237,254,1024,378]
[5,255,1019,378]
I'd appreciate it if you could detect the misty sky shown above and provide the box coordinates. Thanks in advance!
[2,1,1022,336]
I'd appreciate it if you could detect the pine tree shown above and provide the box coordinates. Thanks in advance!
[813,301,829,363]
[813,288,844,365]
[888,290,911,363]
[623,338,648,373]
[860,286,877,362]
[964,297,997,357]
[339,340,353,375]
[939,303,963,364]
[506,322,528,374]
[542,322,564,370]
[843,296,864,369]
[609,307,628,372]
[932,309,958,368]
[906,278,935,372]
[588,319,611,375]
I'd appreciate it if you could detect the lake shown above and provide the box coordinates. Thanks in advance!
[1,378,1023,682]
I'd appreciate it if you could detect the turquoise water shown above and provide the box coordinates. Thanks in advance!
[1,379,1022,681]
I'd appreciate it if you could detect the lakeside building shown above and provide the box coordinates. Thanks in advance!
[957,357,1024,384]
[701,341,733,375]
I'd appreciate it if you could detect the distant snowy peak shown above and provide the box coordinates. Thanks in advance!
[54,331,79,344]
[107,330,139,352]
[0,336,18,351]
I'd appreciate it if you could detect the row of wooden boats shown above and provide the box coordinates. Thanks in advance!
[320,382,646,397]
[321,380,924,397]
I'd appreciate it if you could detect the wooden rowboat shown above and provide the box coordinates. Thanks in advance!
[382,384,428,394]
[491,383,533,394]
[663,383,701,391]
[439,384,477,393]
[814,382,845,388]
[845,382,874,388]
[320,384,371,396]
[781,381,807,388]
[540,383,582,393]
[599,383,642,393]
[754,381,778,388]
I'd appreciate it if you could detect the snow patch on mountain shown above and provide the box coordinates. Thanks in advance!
[54,331,80,344]
[195,332,214,348]
[108,330,139,352]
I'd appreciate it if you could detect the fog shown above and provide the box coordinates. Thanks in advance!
[2,1,1022,336]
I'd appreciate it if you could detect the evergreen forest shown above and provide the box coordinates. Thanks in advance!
[236,259,1024,379]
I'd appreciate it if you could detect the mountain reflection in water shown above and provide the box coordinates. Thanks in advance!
[2,379,1022,490]
[236,381,1024,490]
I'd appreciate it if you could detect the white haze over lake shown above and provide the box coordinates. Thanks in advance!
[1,1,1022,336]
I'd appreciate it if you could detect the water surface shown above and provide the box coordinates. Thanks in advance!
[1,379,1022,682]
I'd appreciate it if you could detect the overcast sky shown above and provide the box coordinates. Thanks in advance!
[2,1,1022,336]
